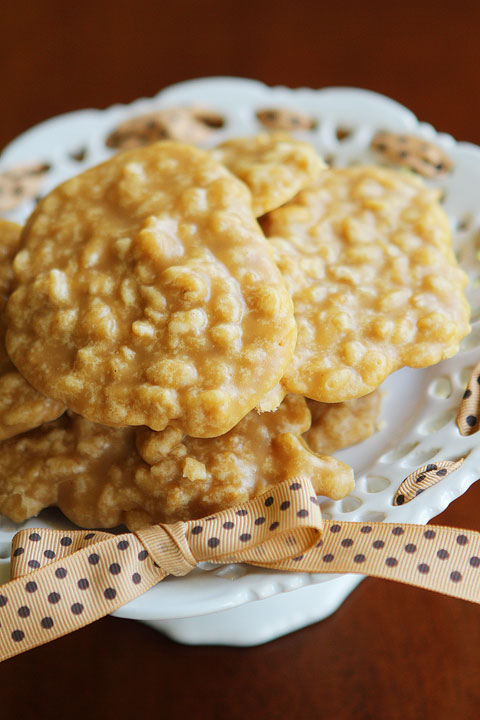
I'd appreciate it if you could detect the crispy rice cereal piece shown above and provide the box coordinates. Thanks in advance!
[0,397,354,528]
[211,133,325,217]
[0,221,64,440]
[263,166,470,402]
[106,106,225,150]
[304,391,382,454]
[6,142,297,437]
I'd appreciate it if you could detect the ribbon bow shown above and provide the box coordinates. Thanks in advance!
[2,474,480,662]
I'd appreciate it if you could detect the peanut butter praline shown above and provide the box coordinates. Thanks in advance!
[6,142,297,437]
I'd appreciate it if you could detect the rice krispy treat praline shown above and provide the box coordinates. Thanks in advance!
[211,133,325,217]
[263,166,470,402]
[0,221,64,440]
[5,141,297,437]
[0,396,354,529]
[304,391,382,455]
[0,414,136,525]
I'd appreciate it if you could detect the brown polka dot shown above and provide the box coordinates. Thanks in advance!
[78,578,89,590]
[386,557,398,567]
[44,549,56,559]
[88,553,100,565]
[13,547,24,557]
[360,526,372,534]
[405,544,417,553]
[25,582,37,593]
[392,527,404,536]
[84,533,95,540]
[330,524,341,533]
[466,415,477,427]
[424,530,436,539]
[418,563,430,574]
[264,496,274,507]
[208,537,220,548]
[280,501,290,511]
[71,603,84,615]
[341,538,354,548]
[316,540,323,548]
[11,630,25,642]
[132,573,141,584]
[55,568,67,579]
[425,464,437,471]
[18,606,30,618]
[138,550,148,561]
[41,617,53,630]
[323,554,334,562]
[436,469,448,477]
[373,540,385,549]
[310,496,320,505]
[191,526,203,535]
[117,540,129,550]
[415,474,426,483]
[464,389,472,399]
[457,534,468,545]
[255,517,266,525]
[48,592,60,604]
[297,509,308,518]
[29,533,41,542]
[223,521,234,530]
[354,554,366,563]
[450,571,462,582]
[104,588,116,600]
[60,536,72,547]
[396,495,405,505]
[437,549,449,560]
[470,556,480,567]
[28,560,40,569]
[269,522,279,531]
[239,533,251,542]
[236,509,248,517]
[289,482,301,491]
[109,563,121,575]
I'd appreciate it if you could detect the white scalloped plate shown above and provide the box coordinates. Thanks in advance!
[2,77,480,645]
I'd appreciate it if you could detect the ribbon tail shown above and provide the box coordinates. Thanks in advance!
[0,532,162,662]
[457,360,480,435]
[243,520,480,605]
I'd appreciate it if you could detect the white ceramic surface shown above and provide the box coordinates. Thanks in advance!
[1,77,480,645]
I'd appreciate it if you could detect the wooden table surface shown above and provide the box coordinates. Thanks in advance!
[2,1,480,717]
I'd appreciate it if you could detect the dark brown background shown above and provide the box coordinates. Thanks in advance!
[1,1,480,717]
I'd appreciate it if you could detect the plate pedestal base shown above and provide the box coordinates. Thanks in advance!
[141,574,364,646]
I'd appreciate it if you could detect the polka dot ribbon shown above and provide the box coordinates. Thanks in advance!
[457,360,480,435]
[393,459,463,506]
[2,473,480,662]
